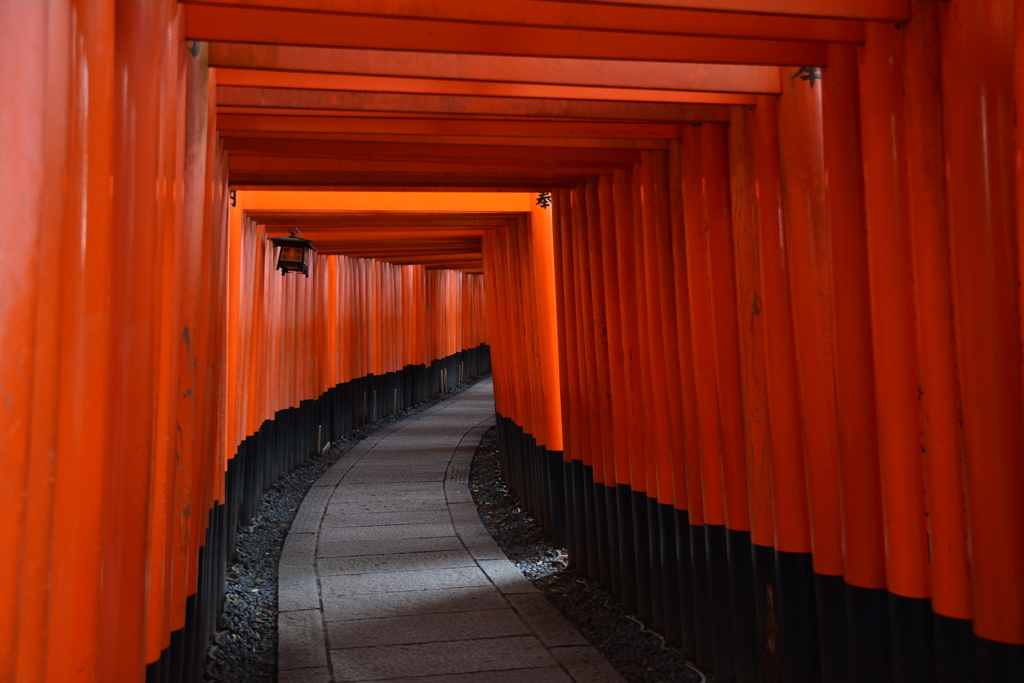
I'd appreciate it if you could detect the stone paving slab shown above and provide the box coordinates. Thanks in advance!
[277,379,625,681]
[549,645,628,682]
[320,565,490,596]
[281,532,317,566]
[317,536,464,559]
[313,466,354,489]
[278,610,328,670]
[444,487,474,504]
[448,502,484,528]
[326,608,529,649]
[330,488,445,504]
[330,636,556,681]
[331,480,441,495]
[507,592,591,648]
[319,585,507,622]
[341,470,447,484]
[317,549,474,576]
[370,667,577,683]
[455,526,506,561]
[318,522,453,543]
[355,450,448,460]
[279,564,321,612]
[279,667,333,683]
[477,558,543,595]
[320,509,451,528]
[325,498,448,515]
[322,585,508,622]
[353,464,449,472]
[292,487,335,533]
[364,667,572,683]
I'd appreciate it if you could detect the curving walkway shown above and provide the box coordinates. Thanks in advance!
[276,378,624,683]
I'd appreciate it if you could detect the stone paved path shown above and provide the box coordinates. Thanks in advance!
[276,378,625,683]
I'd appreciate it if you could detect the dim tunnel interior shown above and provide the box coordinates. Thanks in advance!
[4,1,1024,682]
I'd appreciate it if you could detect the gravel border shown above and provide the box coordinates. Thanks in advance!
[203,375,488,683]
[468,426,707,683]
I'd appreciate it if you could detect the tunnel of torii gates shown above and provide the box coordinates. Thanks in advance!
[4,0,1024,682]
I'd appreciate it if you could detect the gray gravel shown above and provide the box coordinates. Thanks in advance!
[203,376,487,683]
[468,427,707,683]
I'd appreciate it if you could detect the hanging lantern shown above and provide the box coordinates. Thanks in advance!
[269,229,316,277]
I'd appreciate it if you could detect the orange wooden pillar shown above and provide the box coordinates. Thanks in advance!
[726,105,776,683]
[940,2,1024,679]
[740,94,804,682]
[819,41,890,682]
[73,0,117,675]
[701,122,759,683]
[778,62,846,602]
[191,115,228,655]
[700,125,750,544]
[526,209,555,527]
[570,184,602,579]
[624,165,658,627]
[49,3,117,676]
[529,215,544,508]
[201,144,230,501]
[100,1,182,677]
[556,192,578,566]
[0,0,117,679]
[582,180,617,593]
[774,70,833,680]
[503,219,525,444]
[532,200,565,454]
[482,236,499,406]
[666,141,703,659]
[637,155,675,505]
[169,37,215,659]
[498,218,525,481]
[611,169,645,618]
[857,23,936,682]
[678,125,722,672]
[647,151,688,647]
[596,175,632,606]
[551,188,579,483]
[517,215,542,450]
[0,4,65,670]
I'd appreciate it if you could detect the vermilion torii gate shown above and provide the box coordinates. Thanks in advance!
[3,1,1023,682]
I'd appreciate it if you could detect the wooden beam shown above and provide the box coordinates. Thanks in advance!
[228,173,585,189]
[216,115,684,140]
[228,157,617,176]
[379,253,484,264]
[221,137,642,165]
[418,263,485,270]
[184,4,828,66]
[266,229,490,239]
[208,44,782,94]
[221,131,672,150]
[235,184,558,192]
[184,0,868,41]
[314,238,481,247]
[216,86,734,122]
[251,212,514,221]
[319,247,483,257]
[216,106,682,123]
[214,68,762,104]
[551,0,908,22]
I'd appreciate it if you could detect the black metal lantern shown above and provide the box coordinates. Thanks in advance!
[269,229,316,277]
